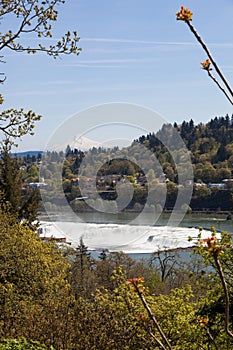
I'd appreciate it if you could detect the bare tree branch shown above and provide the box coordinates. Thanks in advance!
[176,6,233,105]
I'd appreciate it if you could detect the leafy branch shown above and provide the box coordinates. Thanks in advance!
[0,109,42,145]
[0,0,82,144]
[127,277,172,350]
[198,229,233,341]
[0,0,82,58]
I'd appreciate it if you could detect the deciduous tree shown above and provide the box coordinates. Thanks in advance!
[0,0,81,144]
[0,208,74,349]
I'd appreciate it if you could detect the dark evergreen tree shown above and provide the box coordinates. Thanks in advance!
[0,141,21,216]
[65,144,72,157]
[19,186,41,223]
[215,144,227,162]
[189,119,194,131]
[71,237,95,298]
[225,114,230,128]
[0,141,40,223]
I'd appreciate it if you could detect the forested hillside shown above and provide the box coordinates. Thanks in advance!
[137,114,233,184]
[39,114,233,213]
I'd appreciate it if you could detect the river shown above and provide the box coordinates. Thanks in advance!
[38,212,233,260]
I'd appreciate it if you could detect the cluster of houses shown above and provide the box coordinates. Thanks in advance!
[195,179,233,190]
[71,173,166,188]
[29,182,47,189]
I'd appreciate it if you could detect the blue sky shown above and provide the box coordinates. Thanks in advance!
[2,0,233,151]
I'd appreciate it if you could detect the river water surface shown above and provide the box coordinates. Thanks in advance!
[39,212,233,258]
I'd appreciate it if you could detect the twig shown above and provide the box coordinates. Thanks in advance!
[213,254,233,339]
[206,327,219,350]
[136,286,172,350]
[185,20,233,100]
[207,70,233,105]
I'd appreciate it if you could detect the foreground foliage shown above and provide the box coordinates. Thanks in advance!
[0,208,74,349]
[0,205,233,349]
[0,338,53,350]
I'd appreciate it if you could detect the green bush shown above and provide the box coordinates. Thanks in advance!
[0,339,54,350]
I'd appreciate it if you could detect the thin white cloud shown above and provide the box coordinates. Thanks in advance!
[64,64,127,68]
[5,79,210,98]
[62,58,149,68]
[38,80,75,86]
[82,37,233,49]
[82,37,197,46]
[76,58,147,63]
[61,57,151,68]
